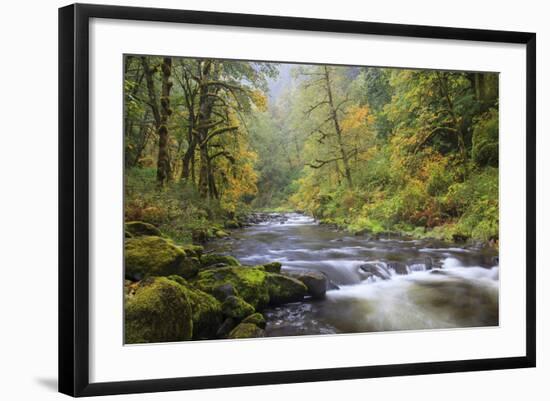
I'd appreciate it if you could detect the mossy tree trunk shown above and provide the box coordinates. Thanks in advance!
[157,57,173,186]
[141,56,173,187]
[196,60,216,198]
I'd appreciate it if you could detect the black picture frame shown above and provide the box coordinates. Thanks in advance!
[59,3,536,397]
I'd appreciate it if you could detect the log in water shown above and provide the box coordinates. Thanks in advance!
[206,212,499,337]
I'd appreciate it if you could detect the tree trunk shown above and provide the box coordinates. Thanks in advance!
[196,61,216,197]
[324,66,353,188]
[130,110,151,167]
[156,57,173,186]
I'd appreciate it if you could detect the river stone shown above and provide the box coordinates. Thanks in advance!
[359,262,392,280]
[125,221,163,237]
[266,273,308,305]
[387,261,409,275]
[125,236,199,280]
[228,323,265,339]
[242,312,266,329]
[125,277,193,344]
[201,254,241,268]
[221,296,255,320]
[212,283,238,301]
[167,275,223,339]
[292,271,328,299]
[191,266,270,309]
[262,261,282,273]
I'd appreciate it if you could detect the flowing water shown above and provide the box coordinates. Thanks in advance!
[206,213,499,337]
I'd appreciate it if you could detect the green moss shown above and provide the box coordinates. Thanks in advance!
[180,244,204,258]
[221,296,255,320]
[211,283,238,301]
[200,254,241,268]
[262,261,282,273]
[227,323,265,339]
[242,312,266,329]
[125,236,199,280]
[125,221,163,237]
[125,277,193,344]
[265,273,307,305]
[215,230,230,238]
[192,266,269,309]
[167,275,223,339]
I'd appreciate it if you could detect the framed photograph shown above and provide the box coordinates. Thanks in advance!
[59,3,536,397]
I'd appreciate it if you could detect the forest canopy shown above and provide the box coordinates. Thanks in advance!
[124,55,499,244]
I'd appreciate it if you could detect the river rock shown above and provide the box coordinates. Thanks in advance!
[262,261,282,273]
[292,271,328,299]
[228,323,265,339]
[192,266,271,309]
[242,312,266,329]
[222,295,255,320]
[167,275,223,339]
[211,283,238,301]
[192,265,308,309]
[125,277,193,344]
[387,261,409,275]
[125,236,199,280]
[125,221,163,237]
[358,262,392,280]
[266,273,308,305]
[201,254,241,268]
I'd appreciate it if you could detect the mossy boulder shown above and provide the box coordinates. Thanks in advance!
[211,283,238,301]
[200,254,241,268]
[221,295,255,320]
[192,266,308,309]
[125,221,163,237]
[192,266,270,309]
[125,277,193,344]
[228,323,265,339]
[167,275,223,339]
[242,312,266,329]
[180,244,204,258]
[125,236,199,280]
[266,274,308,305]
[262,261,282,273]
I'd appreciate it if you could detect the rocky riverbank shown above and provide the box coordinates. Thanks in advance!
[124,221,328,344]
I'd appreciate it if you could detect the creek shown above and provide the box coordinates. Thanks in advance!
[206,212,499,337]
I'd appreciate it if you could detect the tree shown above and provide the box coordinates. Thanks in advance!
[141,56,174,186]
[299,65,356,188]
